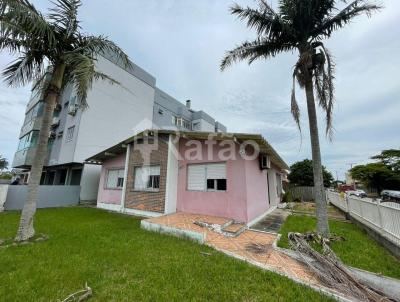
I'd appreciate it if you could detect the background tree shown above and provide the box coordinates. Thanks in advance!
[288,159,333,187]
[371,148,400,172]
[350,163,400,193]
[351,148,400,193]
[0,155,9,172]
[221,0,380,236]
[0,0,131,241]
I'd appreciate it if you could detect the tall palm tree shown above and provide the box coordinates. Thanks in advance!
[221,0,380,236]
[0,0,131,241]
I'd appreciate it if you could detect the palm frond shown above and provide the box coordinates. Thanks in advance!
[48,0,81,36]
[2,52,44,87]
[0,0,55,45]
[0,37,27,54]
[313,45,335,139]
[291,73,301,132]
[63,52,120,107]
[230,2,295,42]
[75,35,132,69]
[221,38,294,70]
[311,0,382,39]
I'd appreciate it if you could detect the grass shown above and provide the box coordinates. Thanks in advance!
[291,202,344,218]
[278,215,400,279]
[0,207,334,302]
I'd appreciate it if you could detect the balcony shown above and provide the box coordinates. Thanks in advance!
[19,116,43,138]
[12,147,38,168]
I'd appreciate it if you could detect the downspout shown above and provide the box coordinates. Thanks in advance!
[120,143,131,213]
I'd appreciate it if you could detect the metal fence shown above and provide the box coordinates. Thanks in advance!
[326,190,400,247]
[1,185,80,211]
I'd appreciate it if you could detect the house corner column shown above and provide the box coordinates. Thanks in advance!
[121,143,131,213]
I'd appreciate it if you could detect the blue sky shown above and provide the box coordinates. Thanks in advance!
[1,0,399,179]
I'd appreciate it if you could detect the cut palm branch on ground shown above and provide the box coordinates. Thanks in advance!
[288,232,397,302]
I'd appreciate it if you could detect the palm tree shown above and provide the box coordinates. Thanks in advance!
[221,0,380,236]
[0,0,131,241]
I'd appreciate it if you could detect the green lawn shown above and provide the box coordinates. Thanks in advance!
[0,208,333,302]
[278,215,400,279]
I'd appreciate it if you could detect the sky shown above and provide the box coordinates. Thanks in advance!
[1,0,399,180]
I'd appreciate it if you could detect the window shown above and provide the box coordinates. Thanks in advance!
[23,101,44,125]
[187,163,226,191]
[134,165,160,191]
[172,116,191,130]
[66,126,75,142]
[106,169,124,189]
[17,130,39,151]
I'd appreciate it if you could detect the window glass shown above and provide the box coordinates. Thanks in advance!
[134,165,160,190]
[187,163,227,191]
[106,169,124,189]
[17,130,39,151]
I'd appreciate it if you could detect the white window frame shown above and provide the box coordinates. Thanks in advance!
[133,165,161,192]
[187,162,227,192]
[66,126,75,142]
[105,168,124,189]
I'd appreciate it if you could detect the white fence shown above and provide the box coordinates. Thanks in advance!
[326,190,400,247]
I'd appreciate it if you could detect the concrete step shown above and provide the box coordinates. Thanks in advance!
[222,222,247,236]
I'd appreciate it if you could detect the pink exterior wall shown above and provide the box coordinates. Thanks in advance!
[245,158,270,222]
[97,152,126,205]
[177,139,275,223]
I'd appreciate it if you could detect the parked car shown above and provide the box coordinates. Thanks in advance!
[381,190,400,202]
[346,190,367,198]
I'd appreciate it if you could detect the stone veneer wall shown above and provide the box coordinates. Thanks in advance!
[124,134,169,213]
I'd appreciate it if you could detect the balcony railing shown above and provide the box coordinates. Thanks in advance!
[12,146,38,168]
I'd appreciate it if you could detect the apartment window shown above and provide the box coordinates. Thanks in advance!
[172,116,191,130]
[23,101,44,125]
[134,165,160,191]
[106,169,124,189]
[187,163,226,191]
[66,126,75,142]
[17,130,39,151]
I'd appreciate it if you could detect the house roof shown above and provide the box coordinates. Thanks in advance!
[85,129,289,170]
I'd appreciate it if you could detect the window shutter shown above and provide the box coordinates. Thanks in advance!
[134,167,147,190]
[149,166,160,176]
[206,163,226,179]
[187,164,205,191]
[107,170,118,188]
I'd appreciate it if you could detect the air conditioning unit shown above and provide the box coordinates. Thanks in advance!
[51,117,60,127]
[259,154,271,170]
[68,104,78,116]
[49,130,56,139]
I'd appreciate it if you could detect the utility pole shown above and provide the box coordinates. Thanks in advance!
[347,163,357,188]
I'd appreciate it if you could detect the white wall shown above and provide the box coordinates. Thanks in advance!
[0,185,9,211]
[80,164,101,201]
[164,135,179,214]
[192,119,215,132]
[73,56,156,163]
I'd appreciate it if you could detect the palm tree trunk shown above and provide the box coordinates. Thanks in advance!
[304,77,330,237]
[15,63,66,242]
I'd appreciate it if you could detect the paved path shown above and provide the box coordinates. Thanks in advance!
[145,212,317,284]
[251,208,290,233]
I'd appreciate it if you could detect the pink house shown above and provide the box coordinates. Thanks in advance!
[86,130,288,225]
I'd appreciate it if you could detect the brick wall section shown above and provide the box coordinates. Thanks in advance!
[124,134,169,213]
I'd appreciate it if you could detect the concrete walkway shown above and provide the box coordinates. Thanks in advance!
[251,208,290,233]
